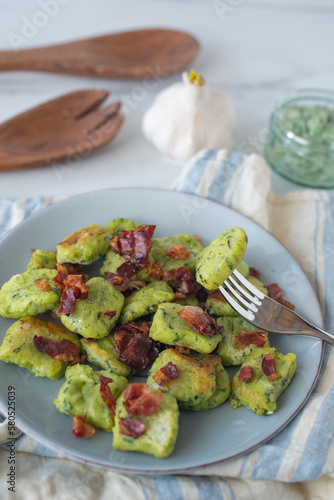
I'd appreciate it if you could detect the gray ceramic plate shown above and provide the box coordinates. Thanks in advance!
[0,188,323,473]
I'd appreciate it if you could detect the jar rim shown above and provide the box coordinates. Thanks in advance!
[271,88,334,152]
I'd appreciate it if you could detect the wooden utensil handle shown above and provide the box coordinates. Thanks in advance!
[0,47,79,74]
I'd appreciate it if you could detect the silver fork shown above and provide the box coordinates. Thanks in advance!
[219,269,334,345]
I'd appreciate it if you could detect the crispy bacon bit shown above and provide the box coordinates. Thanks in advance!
[267,283,295,310]
[150,262,163,281]
[33,336,86,365]
[163,244,190,260]
[113,321,158,371]
[238,365,253,383]
[119,417,146,439]
[162,267,200,297]
[267,283,282,301]
[53,263,86,292]
[234,329,268,349]
[99,374,116,418]
[262,353,278,381]
[58,274,90,315]
[105,261,147,293]
[105,273,124,287]
[34,277,51,291]
[281,300,295,310]
[123,383,162,417]
[208,289,227,303]
[177,305,222,337]
[104,310,117,320]
[249,267,260,278]
[192,234,201,242]
[116,262,137,280]
[117,281,146,293]
[72,415,95,439]
[174,292,187,299]
[105,272,146,293]
[153,361,180,386]
[109,224,156,269]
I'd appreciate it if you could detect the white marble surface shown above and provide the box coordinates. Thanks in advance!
[0,0,333,200]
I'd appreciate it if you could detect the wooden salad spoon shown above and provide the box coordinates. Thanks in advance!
[0,29,200,79]
[0,89,124,172]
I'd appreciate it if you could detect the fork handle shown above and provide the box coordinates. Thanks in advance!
[283,316,334,345]
[264,300,334,345]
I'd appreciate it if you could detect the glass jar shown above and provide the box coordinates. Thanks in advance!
[264,89,334,188]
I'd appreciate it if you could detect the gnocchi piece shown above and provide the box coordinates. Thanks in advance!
[27,249,57,271]
[151,234,203,273]
[0,268,60,319]
[173,296,200,307]
[217,316,270,366]
[54,364,128,431]
[196,227,248,290]
[0,316,82,379]
[149,302,222,354]
[147,348,216,407]
[119,281,174,325]
[81,335,133,377]
[58,277,124,339]
[182,353,231,411]
[113,390,179,458]
[105,217,139,235]
[230,347,297,415]
[57,224,112,265]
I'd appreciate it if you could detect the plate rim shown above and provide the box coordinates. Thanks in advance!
[0,186,325,473]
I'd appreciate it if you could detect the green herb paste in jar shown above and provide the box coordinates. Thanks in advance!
[282,105,334,147]
[264,89,334,188]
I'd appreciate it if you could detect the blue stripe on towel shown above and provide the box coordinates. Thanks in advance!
[207,159,235,203]
[33,441,59,457]
[237,455,250,477]
[189,476,223,500]
[311,194,333,383]
[250,412,302,480]
[289,193,334,481]
[179,148,216,194]
[23,197,45,220]
[0,199,13,239]
[220,478,236,500]
[149,474,183,500]
[226,151,247,208]
[134,475,150,500]
[321,191,334,334]
[201,150,244,205]
[292,386,334,481]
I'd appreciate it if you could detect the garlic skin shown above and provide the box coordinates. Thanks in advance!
[142,71,237,161]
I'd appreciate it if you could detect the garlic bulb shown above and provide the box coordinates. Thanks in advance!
[142,70,237,161]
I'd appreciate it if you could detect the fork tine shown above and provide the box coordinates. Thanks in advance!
[227,274,262,305]
[224,279,259,311]
[232,269,266,299]
[218,285,255,321]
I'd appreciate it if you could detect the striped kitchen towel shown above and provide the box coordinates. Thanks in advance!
[0,148,334,500]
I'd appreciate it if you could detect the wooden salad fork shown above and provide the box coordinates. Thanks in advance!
[219,269,334,345]
[0,29,200,79]
[0,89,124,172]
